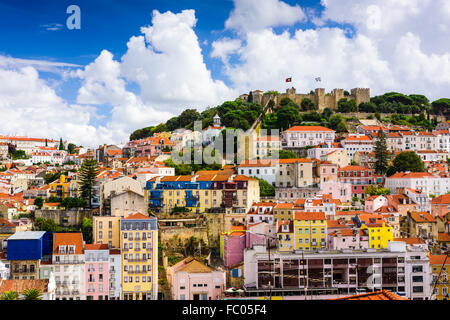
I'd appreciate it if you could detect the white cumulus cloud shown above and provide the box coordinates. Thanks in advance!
[225,0,306,33]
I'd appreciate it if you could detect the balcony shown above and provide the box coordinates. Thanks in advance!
[127,270,148,274]
[127,258,147,262]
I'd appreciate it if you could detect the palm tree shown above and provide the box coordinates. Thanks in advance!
[1,290,19,300]
[22,288,42,300]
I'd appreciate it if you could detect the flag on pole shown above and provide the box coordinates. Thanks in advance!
[285,77,292,83]
[315,77,321,82]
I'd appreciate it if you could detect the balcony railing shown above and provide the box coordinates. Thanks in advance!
[127,258,147,262]
[127,270,148,274]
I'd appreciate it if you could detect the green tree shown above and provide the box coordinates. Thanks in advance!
[58,138,65,150]
[337,98,357,113]
[22,288,42,300]
[374,129,390,174]
[12,150,27,160]
[178,109,200,128]
[34,197,44,209]
[329,114,348,133]
[365,185,391,196]
[278,150,298,159]
[78,159,99,208]
[34,217,61,232]
[254,177,275,197]
[276,104,301,131]
[248,91,253,103]
[67,143,77,154]
[431,98,450,115]
[392,151,425,173]
[81,217,93,244]
[60,197,86,208]
[301,98,316,111]
[1,291,19,300]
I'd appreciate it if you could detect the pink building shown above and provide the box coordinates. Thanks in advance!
[85,244,110,300]
[321,181,352,203]
[364,195,388,213]
[328,228,369,250]
[167,257,225,300]
[319,162,338,184]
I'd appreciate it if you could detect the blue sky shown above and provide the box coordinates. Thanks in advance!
[0,0,324,103]
[0,0,449,146]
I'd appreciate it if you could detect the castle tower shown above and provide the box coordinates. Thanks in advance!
[315,88,325,110]
[332,89,344,109]
[351,88,371,106]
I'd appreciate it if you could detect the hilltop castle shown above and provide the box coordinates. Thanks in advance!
[239,87,371,111]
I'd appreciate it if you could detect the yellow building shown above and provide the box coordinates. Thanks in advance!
[360,222,393,249]
[273,203,294,224]
[49,174,72,199]
[120,212,158,300]
[277,221,294,252]
[429,254,449,300]
[293,212,327,251]
[93,216,121,249]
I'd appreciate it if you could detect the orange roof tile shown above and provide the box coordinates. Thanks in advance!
[53,233,84,255]
[284,126,335,132]
[332,290,408,300]
[124,212,151,220]
[294,211,326,221]
[0,279,51,294]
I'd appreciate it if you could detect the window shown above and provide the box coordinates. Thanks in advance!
[412,286,423,293]
[412,266,423,273]
[412,276,423,283]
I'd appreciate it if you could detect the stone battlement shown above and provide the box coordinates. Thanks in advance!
[239,87,371,111]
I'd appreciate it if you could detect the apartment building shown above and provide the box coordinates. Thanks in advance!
[85,244,110,300]
[244,241,431,300]
[282,126,336,148]
[52,233,86,300]
[120,213,158,300]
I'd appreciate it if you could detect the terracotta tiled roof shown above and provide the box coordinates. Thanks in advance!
[85,244,109,250]
[284,126,335,132]
[438,232,450,242]
[388,172,435,179]
[53,233,84,255]
[332,290,408,300]
[393,237,425,245]
[172,257,214,273]
[0,279,50,294]
[124,212,151,220]
[274,203,294,209]
[429,254,450,265]
[431,194,450,205]
[409,212,435,223]
[294,211,326,221]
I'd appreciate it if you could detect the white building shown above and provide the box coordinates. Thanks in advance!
[202,114,224,145]
[385,172,450,196]
[238,160,277,186]
[31,151,52,164]
[135,165,175,188]
[246,202,276,226]
[52,233,86,300]
[434,130,450,152]
[282,126,335,148]
[109,248,122,300]
[340,134,373,158]
[405,188,431,212]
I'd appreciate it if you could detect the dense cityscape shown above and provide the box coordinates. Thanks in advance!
[0,86,449,301]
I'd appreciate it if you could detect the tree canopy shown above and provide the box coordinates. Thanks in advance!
[254,177,275,197]
[387,151,425,176]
